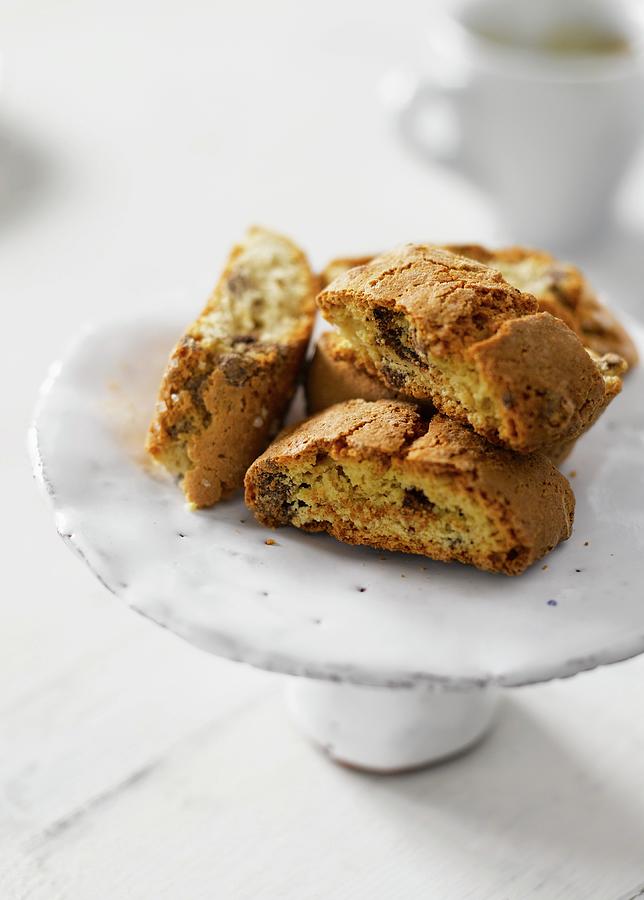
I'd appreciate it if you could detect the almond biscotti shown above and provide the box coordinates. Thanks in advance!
[316,245,623,454]
[245,399,575,575]
[306,331,417,414]
[320,246,638,368]
[306,330,582,465]
[147,226,317,507]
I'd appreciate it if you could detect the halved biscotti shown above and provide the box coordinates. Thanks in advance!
[317,245,624,454]
[306,331,583,465]
[147,226,317,507]
[320,246,638,369]
[245,399,575,575]
[306,331,418,414]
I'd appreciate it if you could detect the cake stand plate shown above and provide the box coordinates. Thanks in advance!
[29,316,644,771]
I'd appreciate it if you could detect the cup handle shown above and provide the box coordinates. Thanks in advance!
[382,68,463,166]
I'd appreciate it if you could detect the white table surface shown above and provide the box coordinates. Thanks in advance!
[3,1,644,898]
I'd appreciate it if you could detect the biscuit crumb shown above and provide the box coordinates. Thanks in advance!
[253,416,264,428]
[568,469,577,478]
[542,564,548,570]
[264,538,277,546]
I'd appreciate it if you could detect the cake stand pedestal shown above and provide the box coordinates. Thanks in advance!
[29,317,644,772]
[286,679,499,771]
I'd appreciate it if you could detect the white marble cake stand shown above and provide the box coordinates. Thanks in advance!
[30,316,644,772]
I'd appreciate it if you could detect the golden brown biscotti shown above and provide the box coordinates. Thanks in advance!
[445,244,638,369]
[306,331,420,414]
[317,244,624,454]
[321,246,638,368]
[308,332,582,465]
[245,399,575,575]
[146,226,317,508]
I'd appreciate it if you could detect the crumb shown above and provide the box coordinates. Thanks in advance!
[584,541,589,546]
[357,587,366,593]
[542,564,548,570]
[401,573,406,578]
[575,568,582,573]
[178,532,186,538]
[378,556,387,561]
[264,538,277,546]
[568,470,577,478]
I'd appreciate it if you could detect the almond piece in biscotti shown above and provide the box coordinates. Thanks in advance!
[306,331,425,415]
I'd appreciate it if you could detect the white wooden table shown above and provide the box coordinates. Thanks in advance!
[3,2,644,897]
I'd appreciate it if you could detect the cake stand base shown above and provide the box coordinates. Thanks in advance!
[286,678,499,773]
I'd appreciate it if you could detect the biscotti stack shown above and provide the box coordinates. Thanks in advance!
[248,243,631,574]
[148,230,635,575]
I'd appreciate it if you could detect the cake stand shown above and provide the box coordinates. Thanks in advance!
[29,316,644,772]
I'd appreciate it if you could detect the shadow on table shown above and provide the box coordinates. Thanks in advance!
[0,118,57,233]
[363,694,644,881]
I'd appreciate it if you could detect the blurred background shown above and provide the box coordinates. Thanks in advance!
[3,1,644,898]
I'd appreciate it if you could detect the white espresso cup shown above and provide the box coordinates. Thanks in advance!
[391,0,644,245]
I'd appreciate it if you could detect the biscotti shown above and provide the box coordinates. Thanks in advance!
[321,246,638,369]
[445,244,638,369]
[245,399,575,575]
[317,244,623,454]
[306,331,583,465]
[306,331,418,414]
[147,226,317,507]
